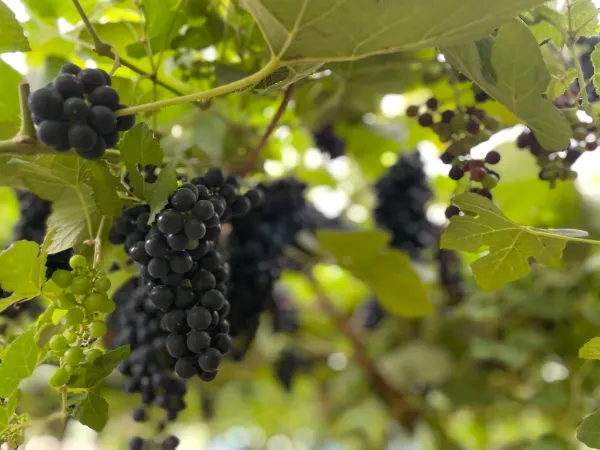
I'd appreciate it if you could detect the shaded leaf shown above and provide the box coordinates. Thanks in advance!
[316,230,432,317]
[86,161,123,217]
[147,162,178,222]
[0,241,46,310]
[577,409,600,448]
[68,346,130,389]
[441,192,581,291]
[0,1,30,52]
[72,391,108,432]
[0,329,40,397]
[441,20,571,151]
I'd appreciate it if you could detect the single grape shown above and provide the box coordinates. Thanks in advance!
[60,63,82,76]
[28,87,64,120]
[94,276,111,293]
[470,166,487,182]
[129,437,145,450]
[36,120,69,149]
[69,124,98,151]
[245,189,263,206]
[63,97,90,121]
[448,165,465,181]
[406,105,420,117]
[49,368,70,388]
[129,241,151,265]
[150,285,175,311]
[84,293,105,312]
[166,333,189,358]
[198,348,222,372]
[71,276,91,295]
[132,408,147,422]
[204,168,226,187]
[187,306,212,330]
[204,214,220,228]
[183,218,206,240]
[201,290,226,311]
[209,197,226,216]
[145,236,169,258]
[86,348,103,363]
[69,254,87,269]
[444,205,461,219]
[187,330,210,353]
[115,104,136,131]
[199,370,218,382]
[157,209,184,234]
[163,310,188,333]
[64,347,84,366]
[212,333,232,354]
[200,251,221,271]
[89,320,107,338]
[168,251,193,274]
[89,105,117,134]
[161,435,181,450]
[148,258,170,278]
[63,330,77,344]
[103,129,120,148]
[52,269,73,288]
[231,196,251,216]
[174,357,198,379]
[179,182,199,197]
[171,188,197,212]
[57,292,77,309]
[49,335,69,352]
[167,233,190,251]
[65,307,85,326]
[485,150,501,165]
[192,200,215,221]
[191,270,216,293]
[418,113,434,127]
[78,68,107,93]
[53,74,84,99]
[90,86,120,109]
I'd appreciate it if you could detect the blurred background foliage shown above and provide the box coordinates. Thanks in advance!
[2,0,600,449]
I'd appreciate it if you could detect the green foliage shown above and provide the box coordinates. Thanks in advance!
[72,391,108,432]
[316,230,432,317]
[441,20,571,150]
[0,1,29,52]
[577,409,600,449]
[579,337,600,359]
[0,329,39,398]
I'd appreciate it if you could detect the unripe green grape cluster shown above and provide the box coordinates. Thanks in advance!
[47,254,112,388]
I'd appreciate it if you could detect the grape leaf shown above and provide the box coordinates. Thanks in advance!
[119,123,164,199]
[0,61,23,140]
[68,346,130,388]
[0,1,30,52]
[440,192,590,291]
[0,241,47,310]
[241,0,547,85]
[316,230,432,317]
[0,407,7,434]
[6,390,20,416]
[569,0,598,38]
[86,161,123,217]
[577,409,600,448]
[527,6,565,47]
[147,162,178,222]
[579,337,600,359]
[441,20,571,151]
[0,329,40,397]
[72,391,108,432]
[591,47,600,95]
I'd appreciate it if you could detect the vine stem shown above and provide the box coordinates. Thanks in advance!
[239,84,295,176]
[306,270,421,427]
[527,227,600,247]
[115,58,280,117]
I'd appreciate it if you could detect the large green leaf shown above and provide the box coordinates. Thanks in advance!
[0,241,47,310]
[441,20,571,151]
[72,391,108,432]
[0,61,23,140]
[569,0,598,38]
[579,337,600,359]
[241,0,546,84]
[0,1,30,52]
[0,329,39,398]
[147,162,178,222]
[316,230,432,317]
[68,346,130,389]
[577,409,600,449]
[440,192,589,291]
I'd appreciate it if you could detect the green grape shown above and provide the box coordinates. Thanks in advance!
[57,292,76,310]
[83,293,105,312]
[94,276,111,293]
[63,330,77,344]
[69,254,87,270]
[52,269,73,288]
[65,307,85,326]
[482,173,499,189]
[49,335,68,352]
[64,347,84,366]
[71,276,91,295]
[89,321,107,338]
[86,348,103,363]
[49,368,70,388]
[97,296,115,314]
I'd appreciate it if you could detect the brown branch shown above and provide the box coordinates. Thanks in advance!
[307,271,421,428]
[239,84,295,176]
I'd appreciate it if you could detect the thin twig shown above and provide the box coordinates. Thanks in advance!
[239,84,296,176]
[306,270,421,427]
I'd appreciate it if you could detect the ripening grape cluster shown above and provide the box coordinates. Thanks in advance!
[47,255,113,388]
[374,152,434,258]
[109,279,184,450]
[313,124,346,159]
[27,63,135,160]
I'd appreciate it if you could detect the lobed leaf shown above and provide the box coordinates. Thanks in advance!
[72,391,108,432]
[0,241,47,310]
[0,329,40,398]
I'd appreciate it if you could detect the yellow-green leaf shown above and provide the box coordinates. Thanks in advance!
[0,241,47,311]
[0,329,40,397]
[579,337,600,359]
[0,1,30,52]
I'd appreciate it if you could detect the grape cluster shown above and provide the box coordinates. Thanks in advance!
[374,152,434,258]
[47,255,114,388]
[109,279,185,450]
[28,63,136,160]
[313,124,346,159]
[515,124,594,184]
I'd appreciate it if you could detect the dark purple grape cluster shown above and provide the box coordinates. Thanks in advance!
[109,169,261,381]
[313,124,346,159]
[27,63,136,160]
[110,279,187,435]
[374,152,434,259]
